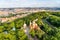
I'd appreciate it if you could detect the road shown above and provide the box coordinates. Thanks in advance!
[42,19,57,29]
[24,26,34,40]
[24,26,38,40]
[42,13,57,29]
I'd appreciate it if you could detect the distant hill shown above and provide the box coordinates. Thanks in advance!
[0,7,60,11]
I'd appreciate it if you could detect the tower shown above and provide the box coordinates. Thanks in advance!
[29,21,33,29]
[23,22,27,29]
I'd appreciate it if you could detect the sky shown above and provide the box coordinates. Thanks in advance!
[0,0,60,8]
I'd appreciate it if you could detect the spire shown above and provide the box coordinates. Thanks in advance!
[30,21,32,26]
[23,22,27,29]
[29,21,33,29]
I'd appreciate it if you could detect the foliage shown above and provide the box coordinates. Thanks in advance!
[0,11,60,40]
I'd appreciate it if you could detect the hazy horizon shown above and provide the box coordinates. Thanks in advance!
[0,0,60,8]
